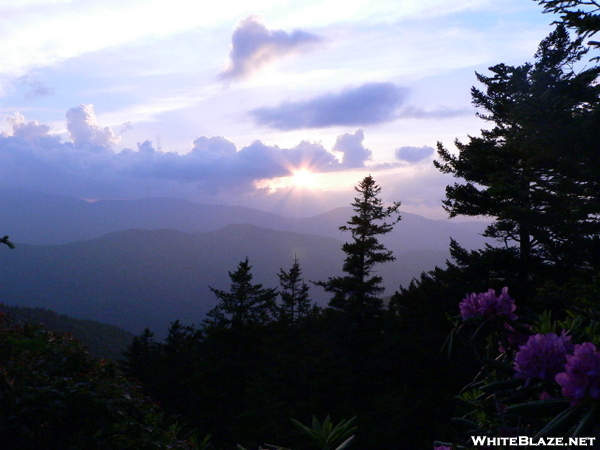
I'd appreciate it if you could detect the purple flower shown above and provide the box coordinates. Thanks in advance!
[514,332,573,382]
[499,322,531,353]
[555,342,600,405]
[459,287,517,321]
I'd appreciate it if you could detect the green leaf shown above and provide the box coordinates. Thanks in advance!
[479,378,523,394]
[505,398,569,418]
[533,404,584,439]
[450,417,479,430]
[334,435,355,450]
[483,357,515,376]
[572,404,599,437]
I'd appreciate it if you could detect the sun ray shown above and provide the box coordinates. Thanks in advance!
[289,168,318,189]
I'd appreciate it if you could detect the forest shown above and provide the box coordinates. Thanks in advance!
[3,1,600,449]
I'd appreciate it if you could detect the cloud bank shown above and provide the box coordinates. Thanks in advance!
[0,106,381,200]
[219,16,323,81]
[251,82,408,130]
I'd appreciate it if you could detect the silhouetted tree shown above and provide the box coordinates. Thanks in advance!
[0,236,14,249]
[277,256,312,324]
[538,0,600,50]
[315,175,401,317]
[435,25,600,295]
[205,258,277,328]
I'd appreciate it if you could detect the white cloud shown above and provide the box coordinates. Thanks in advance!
[66,104,120,149]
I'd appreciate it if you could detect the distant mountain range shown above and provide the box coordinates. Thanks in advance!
[0,189,493,335]
[0,188,490,251]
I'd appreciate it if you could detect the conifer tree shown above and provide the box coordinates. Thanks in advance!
[538,0,600,47]
[277,256,312,323]
[435,24,600,289]
[205,258,277,328]
[316,175,401,316]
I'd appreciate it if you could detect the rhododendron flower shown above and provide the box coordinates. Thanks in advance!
[499,322,531,352]
[514,332,573,381]
[459,287,517,320]
[555,342,600,405]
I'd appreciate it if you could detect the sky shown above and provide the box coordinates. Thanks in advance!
[0,0,564,219]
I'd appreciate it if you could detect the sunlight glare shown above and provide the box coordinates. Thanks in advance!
[290,169,318,189]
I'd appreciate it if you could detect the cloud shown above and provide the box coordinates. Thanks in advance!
[6,113,52,141]
[251,82,408,130]
[395,145,434,163]
[191,136,237,156]
[66,105,120,150]
[398,106,472,119]
[18,74,54,99]
[333,129,371,168]
[0,107,386,200]
[124,138,342,190]
[219,15,323,81]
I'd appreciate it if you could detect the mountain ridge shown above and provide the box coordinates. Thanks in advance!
[0,189,491,252]
[0,224,450,335]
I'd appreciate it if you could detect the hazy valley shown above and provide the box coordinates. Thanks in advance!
[0,189,491,334]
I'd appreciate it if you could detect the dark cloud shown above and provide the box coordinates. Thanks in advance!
[250,82,408,130]
[395,145,435,163]
[333,129,371,168]
[219,15,323,81]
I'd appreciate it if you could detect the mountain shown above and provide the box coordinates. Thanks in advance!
[0,188,491,252]
[0,189,493,334]
[0,224,449,335]
[0,304,134,360]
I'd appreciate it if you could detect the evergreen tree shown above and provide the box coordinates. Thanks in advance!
[315,175,401,316]
[538,0,600,47]
[277,256,312,323]
[0,235,14,249]
[205,258,277,328]
[435,25,600,293]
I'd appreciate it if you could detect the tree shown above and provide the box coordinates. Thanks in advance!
[315,175,401,316]
[277,256,312,324]
[0,235,14,249]
[538,0,600,48]
[435,25,600,294]
[205,258,277,328]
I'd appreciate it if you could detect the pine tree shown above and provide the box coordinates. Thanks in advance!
[205,258,277,328]
[277,256,312,323]
[538,0,600,49]
[435,25,600,291]
[316,175,401,316]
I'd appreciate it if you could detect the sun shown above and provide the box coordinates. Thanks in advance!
[289,168,318,189]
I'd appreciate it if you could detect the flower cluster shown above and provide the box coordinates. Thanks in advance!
[514,332,573,382]
[459,287,517,321]
[555,342,600,405]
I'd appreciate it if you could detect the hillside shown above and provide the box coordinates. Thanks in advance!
[0,304,134,360]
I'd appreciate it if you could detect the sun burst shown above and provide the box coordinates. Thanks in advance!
[290,168,318,189]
